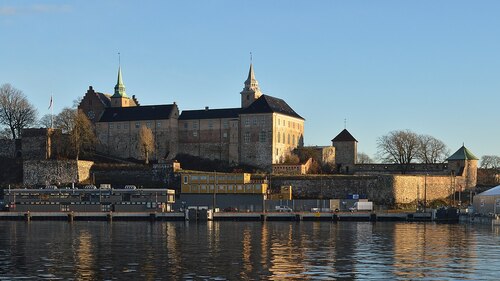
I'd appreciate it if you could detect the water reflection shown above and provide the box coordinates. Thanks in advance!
[0,221,500,280]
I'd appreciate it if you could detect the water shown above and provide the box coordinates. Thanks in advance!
[1,221,500,280]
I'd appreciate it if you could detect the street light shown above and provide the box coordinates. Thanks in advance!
[424,174,428,212]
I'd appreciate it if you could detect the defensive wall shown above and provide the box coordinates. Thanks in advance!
[270,174,462,206]
[91,163,176,188]
[23,160,94,186]
[0,139,15,158]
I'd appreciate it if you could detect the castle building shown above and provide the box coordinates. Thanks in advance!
[79,67,179,161]
[79,63,304,170]
[178,64,304,170]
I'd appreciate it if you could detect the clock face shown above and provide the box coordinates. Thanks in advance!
[87,110,95,120]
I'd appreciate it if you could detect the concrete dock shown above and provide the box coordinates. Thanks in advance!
[0,211,434,222]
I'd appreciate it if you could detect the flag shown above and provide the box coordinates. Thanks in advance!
[48,95,53,110]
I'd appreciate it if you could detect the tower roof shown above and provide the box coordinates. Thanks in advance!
[331,129,358,142]
[112,66,128,98]
[447,145,479,161]
[242,63,261,93]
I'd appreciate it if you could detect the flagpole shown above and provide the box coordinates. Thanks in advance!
[49,95,53,129]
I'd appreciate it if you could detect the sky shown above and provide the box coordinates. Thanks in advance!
[1,1,499,160]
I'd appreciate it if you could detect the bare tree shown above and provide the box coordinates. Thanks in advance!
[357,152,373,164]
[283,153,300,164]
[377,130,420,173]
[0,84,38,139]
[138,125,155,164]
[70,111,96,160]
[0,127,11,139]
[416,134,449,164]
[481,155,500,169]
[38,113,55,128]
[54,107,77,133]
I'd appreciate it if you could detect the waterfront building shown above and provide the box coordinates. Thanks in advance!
[4,187,175,212]
[179,171,268,211]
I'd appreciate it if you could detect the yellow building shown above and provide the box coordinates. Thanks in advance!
[180,172,267,195]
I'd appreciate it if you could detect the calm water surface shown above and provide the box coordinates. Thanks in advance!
[1,221,500,280]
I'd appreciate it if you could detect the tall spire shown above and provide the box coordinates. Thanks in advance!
[240,62,263,108]
[113,66,127,98]
[243,63,261,93]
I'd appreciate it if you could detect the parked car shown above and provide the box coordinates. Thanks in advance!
[84,185,97,189]
[124,185,137,190]
[275,205,293,212]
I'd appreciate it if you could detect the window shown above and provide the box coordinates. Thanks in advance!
[260,117,265,126]
[223,120,229,128]
[193,121,198,130]
[208,120,213,129]
[292,135,295,145]
[124,123,129,129]
[252,118,257,126]
[184,122,188,129]
[244,132,250,143]
[193,131,198,137]
[288,134,290,144]
[157,121,162,127]
[278,119,280,126]
[117,123,121,129]
[278,133,281,143]
[109,124,114,129]
[259,131,266,143]
[223,132,228,138]
[135,122,140,128]
[245,119,250,126]
[146,121,152,128]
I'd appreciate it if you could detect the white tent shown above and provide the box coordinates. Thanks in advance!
[473,185,500,215]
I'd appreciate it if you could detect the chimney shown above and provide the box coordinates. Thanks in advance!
[205,106,209,111]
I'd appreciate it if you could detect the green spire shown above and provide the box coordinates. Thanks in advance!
[113,66,127,98]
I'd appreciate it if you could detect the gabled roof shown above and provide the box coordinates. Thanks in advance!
[98,104,177,122]
[240,95,303,120]
[331,129,357,142]
[447,145,479,161]
[179,108,241,120]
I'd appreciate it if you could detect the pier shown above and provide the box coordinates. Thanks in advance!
[0,211,435,222]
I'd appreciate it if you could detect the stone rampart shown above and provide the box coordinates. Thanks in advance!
[23,160,94,186]
[91,164,176,188]
[0,139,15,158]
[270,174,461,206]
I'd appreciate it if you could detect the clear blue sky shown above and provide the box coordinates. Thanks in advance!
[1,1,499,160]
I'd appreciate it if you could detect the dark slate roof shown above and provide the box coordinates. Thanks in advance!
[179,108,241,120]
[240,95,304,119]
[331,129,358,142]
[98,104,177,122]
[447,146,479,161]
[96,92,111,107]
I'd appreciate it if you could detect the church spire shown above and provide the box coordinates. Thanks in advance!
[113,66,128,98]
[240,63,262,108]
[243,63,260,92]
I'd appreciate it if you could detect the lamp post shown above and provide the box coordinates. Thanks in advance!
[424,173,428,213]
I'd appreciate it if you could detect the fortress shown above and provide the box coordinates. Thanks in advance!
[79,64,304,170]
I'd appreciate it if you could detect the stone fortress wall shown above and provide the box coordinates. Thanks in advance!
[271,173,465,206]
